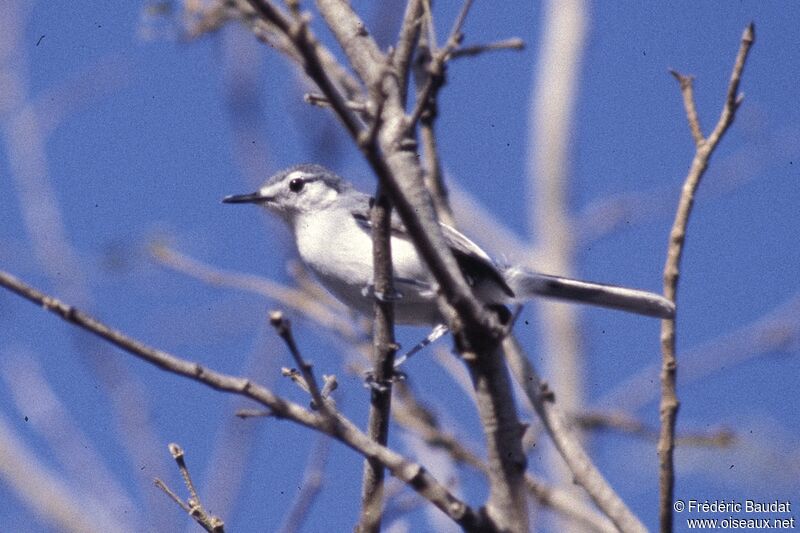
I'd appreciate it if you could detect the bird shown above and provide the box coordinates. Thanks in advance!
[223,164,674,326]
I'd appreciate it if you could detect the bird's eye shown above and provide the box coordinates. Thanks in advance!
[289,178,305,193]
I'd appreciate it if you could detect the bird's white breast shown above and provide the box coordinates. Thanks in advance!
[291,208,440,324]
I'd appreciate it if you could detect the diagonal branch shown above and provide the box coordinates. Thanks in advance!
[503,335,647,533]
[269,311,328,413]
[0,269,491,531]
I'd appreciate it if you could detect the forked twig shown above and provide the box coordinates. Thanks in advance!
[155,443,225,533]
[659,23,754,532]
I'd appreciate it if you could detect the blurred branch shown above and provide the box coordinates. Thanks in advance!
[0,270,490,531]
[155,443,225,533]
[659,23,754,532]
[278,436,330,533]
[150,243,356,337]
[1,4,171,523]
[503,336,647,533]
[1,354,136,519]
[578,411,735,448]
[451,37,525,59]
[393,383,618,533]
[0,412,127,533]
[526,0,588,521]
[32,58,131,140]
[601,292,800,411]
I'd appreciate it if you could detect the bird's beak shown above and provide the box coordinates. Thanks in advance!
[222,192,271,204]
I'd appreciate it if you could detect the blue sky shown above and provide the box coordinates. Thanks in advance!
[1,2,798,531]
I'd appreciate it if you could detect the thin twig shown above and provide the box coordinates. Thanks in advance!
[304,92,369,113]
[659,23,754,533]
[578,412,735,448]
[405,0,473,134]
[413,31,453,225]
[269,311,327,412]
[451,37,525,59]
[154,479,190,513]
[669,70,703,146]
[155,443,225,533]
[0,270,489,531]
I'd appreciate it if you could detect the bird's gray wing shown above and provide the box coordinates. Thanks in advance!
[351,203,513,297]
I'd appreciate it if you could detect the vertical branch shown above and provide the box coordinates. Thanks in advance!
[394,0,423,107]
[659,23,754,533]
[414,31,455,226]
[464,343,530,532]
[357,185,398,532]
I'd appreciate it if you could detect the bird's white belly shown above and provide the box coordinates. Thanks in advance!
[293,212,441,324]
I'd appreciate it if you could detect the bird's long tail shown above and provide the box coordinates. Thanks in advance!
[502,266,675,319]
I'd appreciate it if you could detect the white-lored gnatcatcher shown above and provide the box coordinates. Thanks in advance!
[223,164,674,326]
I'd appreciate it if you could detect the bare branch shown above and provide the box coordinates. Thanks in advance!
[304,92,369,113]
[155,443,225,533]
[659,23,754,533]
[393,383,617,533]
[393,0,423,106]
[451,37,525,59]
[578,411,735,448]
[358,185,398,532]
[413,31,453,225]
[269,311,327,413]
[669,70,704,146]
[0,270,489,531]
